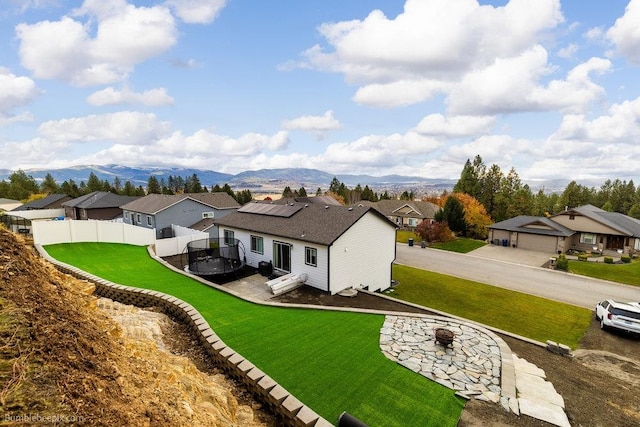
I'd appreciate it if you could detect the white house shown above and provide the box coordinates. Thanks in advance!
[214,201,397,295]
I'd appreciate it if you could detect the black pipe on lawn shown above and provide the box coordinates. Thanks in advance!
[337,411,368,427]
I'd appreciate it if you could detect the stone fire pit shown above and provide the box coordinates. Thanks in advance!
[434,328,455,346]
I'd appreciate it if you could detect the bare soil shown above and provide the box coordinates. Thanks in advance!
[0,229,278,426]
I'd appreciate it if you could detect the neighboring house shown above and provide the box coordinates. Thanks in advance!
[273,195,343,206]
[214,201,397,295]
[360,199,440,228]
[0,198,22,212]
[488,216,575,253]
[11,194,72,211]
[120,192,240,239]
[489,204,640,255]
[63,192,140,221]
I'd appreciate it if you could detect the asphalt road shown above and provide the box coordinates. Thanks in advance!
[394,244,640,309]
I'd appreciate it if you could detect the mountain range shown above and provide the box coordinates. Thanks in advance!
[0,164,587,195]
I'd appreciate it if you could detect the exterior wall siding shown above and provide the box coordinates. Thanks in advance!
[552,215,622,235]
[221,228,330,292]
[328,214,395,294]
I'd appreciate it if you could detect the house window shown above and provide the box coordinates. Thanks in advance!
[136,213,141,224]
[273,241,291,272]
[407,218,419,227]
[580,233,596,245]
[569,214,575,220]
[202,212,215,219]
[224,230,235,245]
[305,247,317,267]
[146,216,152,226]
[251,235,264,254]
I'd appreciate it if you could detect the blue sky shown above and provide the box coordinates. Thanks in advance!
[1,0,640,181]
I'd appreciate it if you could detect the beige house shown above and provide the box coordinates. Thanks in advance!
[489,205,640,255]
[359,200,440,229]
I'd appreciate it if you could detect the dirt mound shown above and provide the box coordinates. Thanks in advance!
[0,228,271,426]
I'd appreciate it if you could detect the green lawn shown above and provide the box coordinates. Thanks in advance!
[428,238,487,253]
[45,243,464,427]
[396,229,418,243]
[388,265,592,349]
[568,259,640,287]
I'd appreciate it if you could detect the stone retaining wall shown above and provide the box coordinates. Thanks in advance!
[35,245,333,427]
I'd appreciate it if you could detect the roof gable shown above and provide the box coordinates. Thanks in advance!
[489,216,575,237]
[121,192,240,215]
[553,204,640,237]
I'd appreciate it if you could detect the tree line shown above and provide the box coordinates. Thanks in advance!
[0,170,253,206]
[453,155,640,221]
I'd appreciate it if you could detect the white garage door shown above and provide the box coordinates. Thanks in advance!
[517,234,557,253]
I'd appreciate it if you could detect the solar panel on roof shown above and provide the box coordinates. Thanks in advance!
[238,203,302,217]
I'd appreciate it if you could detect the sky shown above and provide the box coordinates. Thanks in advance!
[1,0,640,182]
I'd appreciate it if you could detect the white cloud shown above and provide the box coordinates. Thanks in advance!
[448,50,610,115]
[606,0,640,64]
[281,110,341,139]
[37,111,171,144]
[87,87,174,106]
[557,43,578,59]
[298,0,563,109]
[165,0,227,24]
[0,67,40,115]
[16,1,177,86]
[413,114,496,138]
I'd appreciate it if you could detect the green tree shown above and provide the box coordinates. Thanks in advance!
[86,172,103,193]
[436,196,467,235]
[627,203,640,219]
[298,187,307,197]
[478,164,503,220]
[147,176,162,194]
[8,170,39,200]
[282,186,295,198]
[559,181,594,210]
[60,180,80,197]
[40,173,60,194]
[453,155,484,200]
[122,181,136,196]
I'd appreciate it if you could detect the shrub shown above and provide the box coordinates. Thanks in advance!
[621,255,631,263]
[555,254,569,271]
[578,254,588,262]
[603,256,613,264]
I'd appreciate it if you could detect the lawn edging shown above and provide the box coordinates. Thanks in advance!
[35,244,333,427]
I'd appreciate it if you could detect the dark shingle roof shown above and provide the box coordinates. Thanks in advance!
[565,204,640,237]
[489,216,575,237]
[360,199,440,219]
[120,192,240,215]
[63,192,140,209]
[11,194,70,211]
[215,202,395,246]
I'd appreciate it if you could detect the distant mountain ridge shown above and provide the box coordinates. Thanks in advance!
[0,165,457,192]
[0,164,586,194]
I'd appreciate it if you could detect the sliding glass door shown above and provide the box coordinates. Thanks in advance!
[273,241,291,273]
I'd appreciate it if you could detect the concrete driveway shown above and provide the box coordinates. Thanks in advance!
[395,243,640,309]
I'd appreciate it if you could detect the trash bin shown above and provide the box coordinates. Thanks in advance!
[502,239,508,247]
[408,238,414,247]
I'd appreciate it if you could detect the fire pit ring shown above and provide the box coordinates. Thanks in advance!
[434,328,455,346]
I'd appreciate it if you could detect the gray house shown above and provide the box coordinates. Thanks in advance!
[489,204,640,255]
[121,192,240,239]
[360,199,440,228]
[63,192,140,220]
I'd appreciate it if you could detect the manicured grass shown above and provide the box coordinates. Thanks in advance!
[388,265,592,349]
[568,259,640,287]
[428,238,487,253]
[45,243,464,427]
[396,229,418,243]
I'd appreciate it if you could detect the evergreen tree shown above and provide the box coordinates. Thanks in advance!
[453,156,483,199]
[7,170,39,200]
[298,187,307,197]
[40,173,60,194]
[86,172,103,193]
[438,196,467,235]
[282,186,295,198]
[147,176,162,194]
[60,180,80,197]
[122,181,136,196]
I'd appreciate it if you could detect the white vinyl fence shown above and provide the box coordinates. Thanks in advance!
[32,220,207,257]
